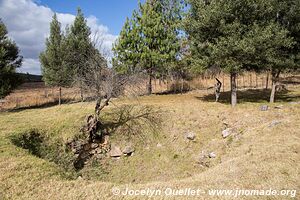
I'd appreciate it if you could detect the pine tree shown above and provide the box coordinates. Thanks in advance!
[40,14,69,105]
[65,8,94,100]
[112,12,141,74]
[185,0,297,106]
[113,0,183,95]
[0,19,22,98]
[266,0,300,103]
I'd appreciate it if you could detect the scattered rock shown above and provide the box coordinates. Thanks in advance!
[208,152,216,158]
[77,176,83,180]
[157,143,162,148]
[260,105,268,111]
[109,146,122,157]
[197,151,210,167]
[268,120,281,128]
[222,128,232,138]
[123,146,135,156]
[185,132,196,140]
[91,143,99,149]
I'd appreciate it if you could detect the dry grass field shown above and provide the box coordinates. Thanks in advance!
[1,72,296,111]
[0,74,299,199]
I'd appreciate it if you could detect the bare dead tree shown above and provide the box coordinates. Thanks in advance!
[68,35,161,170]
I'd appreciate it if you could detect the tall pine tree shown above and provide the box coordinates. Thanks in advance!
[0,19,22,98]
[65,8,94,100]
[113,0,183,95]
[185,0,297,106]
[40,14,69,105]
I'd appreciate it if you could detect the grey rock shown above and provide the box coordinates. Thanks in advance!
[208,152,216,158]
[109,146,122,157]
[197,151,210,167]
[157,143,162,148]
[268,120,281,128]
[91,143,99,149]
[123,146,135,155]
[186,132,196,140]
[260,105,268,111]
[222,128,232,138]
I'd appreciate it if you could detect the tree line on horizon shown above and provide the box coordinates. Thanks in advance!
[1,0,300,106]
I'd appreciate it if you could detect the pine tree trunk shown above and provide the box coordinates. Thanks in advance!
[180,76,184,94]
[270,70,280,103]
[255,73,258,88]
[222,74,225,92]
[80,87,84,102]
[231,73,237,107]
[265,73,269,90]
[58,87,62,105]
[147,69,152,95]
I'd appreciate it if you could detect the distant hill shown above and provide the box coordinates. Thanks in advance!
[17,73,43,83]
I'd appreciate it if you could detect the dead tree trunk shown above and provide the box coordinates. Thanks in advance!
[231,72,237,107]
[70,96,111,170]
[270,70,281,103]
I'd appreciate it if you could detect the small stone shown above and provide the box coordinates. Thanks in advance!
[109,146,122,157]
[268,120,281,128]
[208,152,216,158]
[197,151,209,167]
[260,105,268,111]
[222,128,232,138]
[185,132,196,140]
[89,150,96,155]
[157,143,162,148]
[123,146,135,155]
[77,176,83,180]
[91,143,99,149]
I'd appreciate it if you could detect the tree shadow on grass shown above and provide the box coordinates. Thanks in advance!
[4,98,81,113]
[195,89,300,104]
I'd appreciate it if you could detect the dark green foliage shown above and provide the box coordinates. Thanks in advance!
[185,0,300,105]
[64,8,94,83]
[40,14,70,87]
[113,0,184,94]
[0,19,22,98]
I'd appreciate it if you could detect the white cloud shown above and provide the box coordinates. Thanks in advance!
[20,58,41,74]
[0,0,117,75]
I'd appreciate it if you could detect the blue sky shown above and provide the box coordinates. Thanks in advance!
[38,0,142,35]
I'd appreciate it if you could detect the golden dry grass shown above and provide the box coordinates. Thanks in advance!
[0,82,299,199]
[1,72,290,111]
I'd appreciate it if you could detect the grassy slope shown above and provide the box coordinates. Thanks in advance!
[0,88,299,199]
